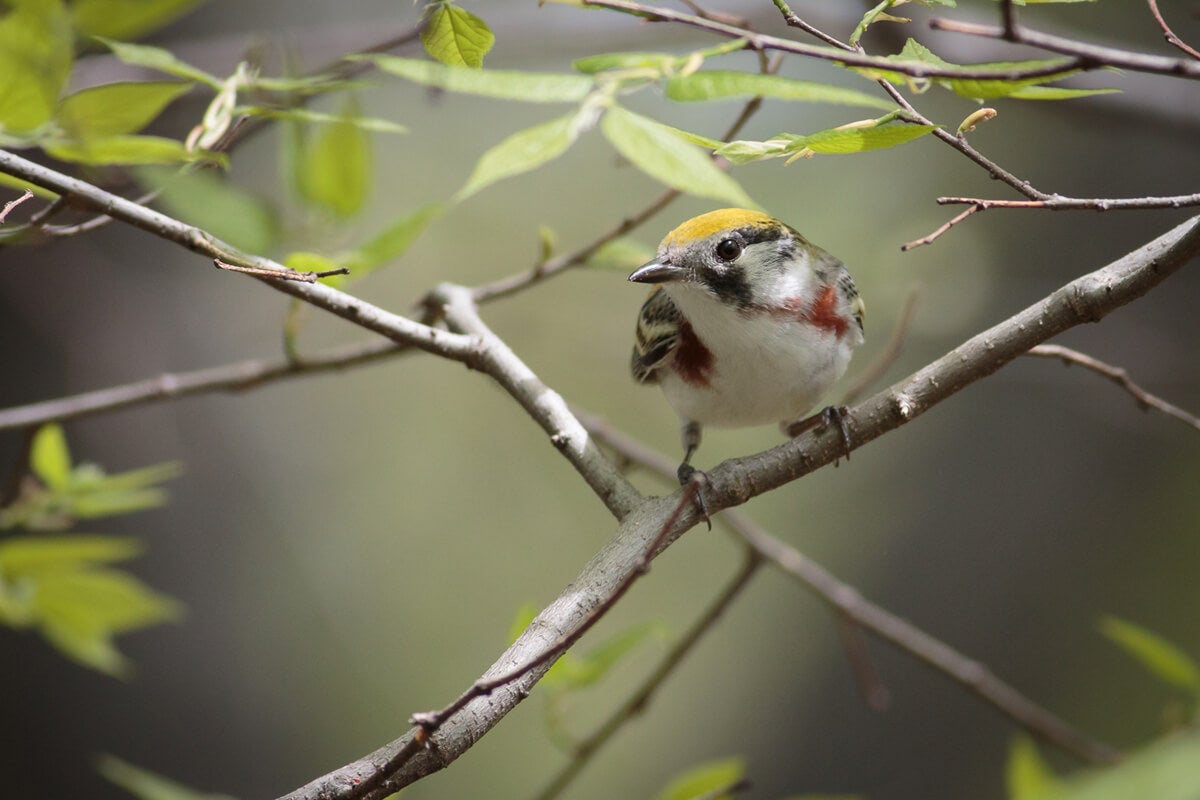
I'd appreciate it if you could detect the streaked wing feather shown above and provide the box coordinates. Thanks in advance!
[631,287,681,384]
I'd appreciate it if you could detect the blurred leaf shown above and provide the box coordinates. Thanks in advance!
[573,51,680,75]
[71,0,203,40]
[356,54,593,102]
[1006,85,1119,100]
[665,71,894,111]
[30,423,72,491]
[137,166,278,254]
[587,237,655,272]
[549,622,662,689]
[655,757,746,800]
[247,74,362,94]
[0,535,141,575]
[421,3,494,67]
[1099,616,1200,696]
[1008,730,1200,800]
[284,251,344,287]
[601,106,758,209]
[238,106,407,133]
[850,1,909,46]
[347,203,444,276]
[43,135,226,166]
[0,0,74,132]
[96,37,221,88]
[0,172,58,200]
[1007,737,1062,800]
[97,755,237,800]
[455,111,583,201]
[35,567,181,675]
[57,81,192,139]
[297,95,371,218]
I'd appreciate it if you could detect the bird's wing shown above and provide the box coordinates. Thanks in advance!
[631,287,681,385]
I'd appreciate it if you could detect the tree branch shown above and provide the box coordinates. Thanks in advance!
[1025,344,1200,432]
[928,16,1200,79]
[575,410,1120,765]
[0,338,404,432]
[0,149,640,520]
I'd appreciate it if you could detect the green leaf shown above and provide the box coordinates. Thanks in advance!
[355,54,594,103]
[238,106,407,133]
[35,567,181,675]
[30,423,72,490]
[799,121,937,154]
[421,3,495,68]
[0,535,141,575]
[1015,729,1200,800]
[57,81,192,139]
[665,71,894,111]
[97,755,236,800]
[573,51,680,75]
[0,172,58,200]
[850,1,908,47]
[96,38,221,89]
[549,622,662,689]
[283,251,345,287]
[137,166,278,254]
[1100,616,1200,695]
[601,106,758,209]
[297,95,371,217]
[586,237,655,271]
[347,203,444,276]
[867,39,1080,100]
[1006,85,1120,100]
[455,111,584,201]
[0,0,74,133]
[43,135,226,166]
[71,0,204,41]
[1007,737,1062,800]
[655,757,746,800]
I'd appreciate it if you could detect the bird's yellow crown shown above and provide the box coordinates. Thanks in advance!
[663,208,776,248]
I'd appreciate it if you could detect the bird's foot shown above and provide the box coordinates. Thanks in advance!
[676,463,712,530]
[786,405,853,463]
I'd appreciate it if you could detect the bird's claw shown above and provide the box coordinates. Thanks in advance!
[677,464,712,530]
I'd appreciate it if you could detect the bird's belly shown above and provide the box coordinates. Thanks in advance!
[660,319,854,427]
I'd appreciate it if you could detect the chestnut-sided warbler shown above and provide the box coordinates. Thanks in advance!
[629,208,865,481]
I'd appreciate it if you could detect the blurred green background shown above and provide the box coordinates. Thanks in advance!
[1,1,1199,799]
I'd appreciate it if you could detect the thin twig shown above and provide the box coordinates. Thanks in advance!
[575,412,1122,765]
[1025,344,1200,432]
[840,289,919,406]
[770,0,852,51]
[0,189,33,223]
[835,612,891,712]
[1146,0,1200,60]
[902,204,983,250]
[0,339,405,432]
[533,552,762,800]
[928,16,1200,79]
[938,194,1200,211]
[213,257,348,283]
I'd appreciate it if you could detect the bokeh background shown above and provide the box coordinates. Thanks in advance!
[2,1,1199,799]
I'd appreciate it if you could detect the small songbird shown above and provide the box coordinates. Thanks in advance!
[629,208,865,482]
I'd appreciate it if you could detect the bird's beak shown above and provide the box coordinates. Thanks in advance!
[628,259,688,284]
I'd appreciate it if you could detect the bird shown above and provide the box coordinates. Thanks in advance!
[629,208,865,484]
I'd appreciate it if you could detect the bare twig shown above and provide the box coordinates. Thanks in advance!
[840,289,919,406]
[533,552,762,800]
[0,189,33,223]
[1147,0,1200,60]
[769,0,852,51]
[938,194,1200,211]
[213,257,348,283]
[835,612,891,712]
[928,16,1200,79]
[902,204,983,250]
[0,339,406,432]
[574,411,1121,764]
[1025,344,1200,432]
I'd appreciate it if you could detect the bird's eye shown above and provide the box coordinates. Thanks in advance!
[715,239,741,261]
